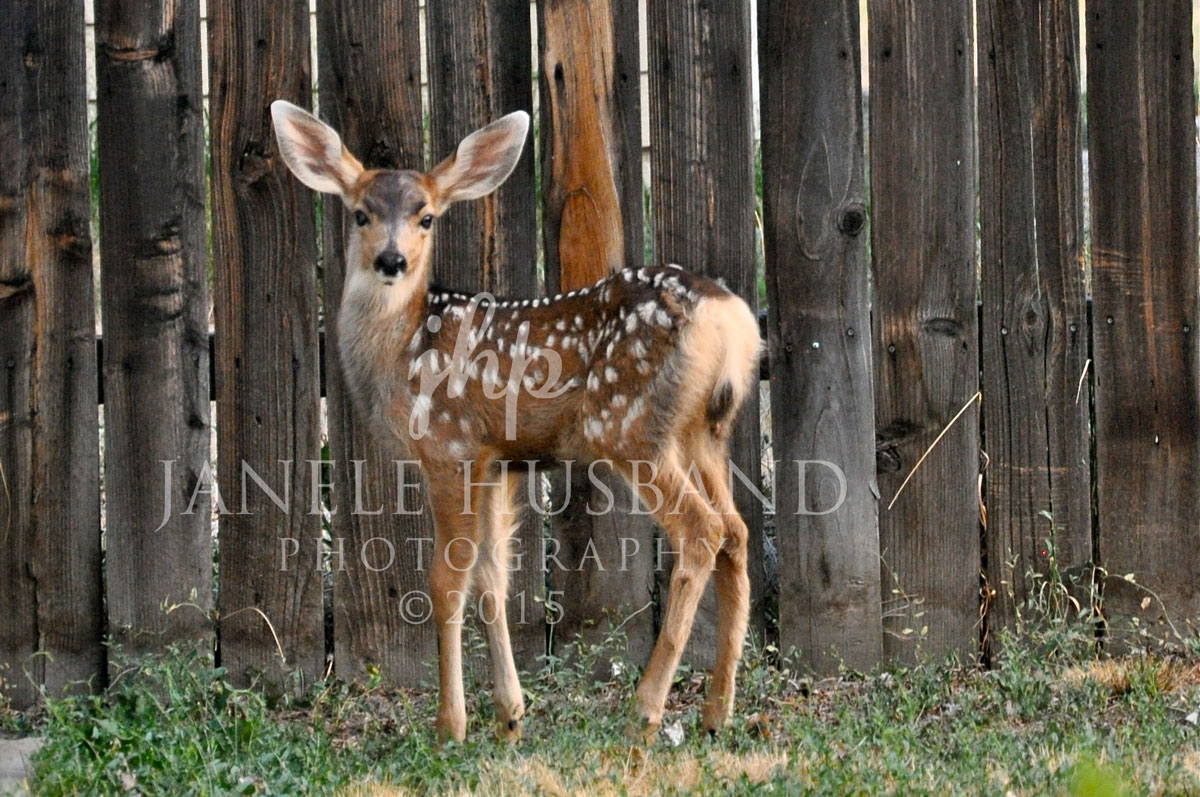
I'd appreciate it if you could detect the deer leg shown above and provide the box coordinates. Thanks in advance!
[474,469,525,741]
[691,441,750,734]
[619,455,722,738]
[428,477,483,745]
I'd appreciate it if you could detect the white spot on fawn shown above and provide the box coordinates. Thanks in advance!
[587,372,600,392]
[605,366,619,383]
[626,396,645,422]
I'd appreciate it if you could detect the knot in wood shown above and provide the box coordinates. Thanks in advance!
[837,203,867,237]
[238,143,271,184]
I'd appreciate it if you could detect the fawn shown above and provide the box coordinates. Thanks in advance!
[271,100,761,744]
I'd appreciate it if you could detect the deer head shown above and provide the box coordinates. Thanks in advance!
[270,100,529,290]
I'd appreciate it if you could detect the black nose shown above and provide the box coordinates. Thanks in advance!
[374,251,407,277]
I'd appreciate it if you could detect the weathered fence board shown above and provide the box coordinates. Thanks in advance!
[761,0,882,673]
[539,0,656,663]
[425,0,544,670]
[869,0,979,661]
[318,0,439,688]
[978,0,1090,639]
[1087,2,1200,640]
[95,0,213,660]
[209,0,325,686]
[0,0,102,709]
[647,0,763,666]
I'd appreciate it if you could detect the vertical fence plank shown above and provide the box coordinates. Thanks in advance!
[1088,2,1200,639]
[761,0,882,672]
[647,0,763,666]
[978,0,1090,638]
[868,0,979,660]
[425,0,544,670]
[0,0,102,708]
[95,0,213,659]
[319,0,439,687]
[209,0,325,686]
[539,0,656,663]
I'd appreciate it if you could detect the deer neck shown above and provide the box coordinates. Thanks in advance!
[336,245,431,435]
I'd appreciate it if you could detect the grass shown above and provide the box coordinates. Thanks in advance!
[6,609,1200,795]
[5,549,1199,795]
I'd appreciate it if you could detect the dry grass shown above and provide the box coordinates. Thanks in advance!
[1060,657,1200,697]
[344,748,790,797]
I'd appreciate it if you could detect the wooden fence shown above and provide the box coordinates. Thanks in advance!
[3,0,1198,708]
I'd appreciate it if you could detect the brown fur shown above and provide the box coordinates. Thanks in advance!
[272,100,761,744]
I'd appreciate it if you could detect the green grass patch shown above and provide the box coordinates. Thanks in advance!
[8,556,1200,795]
[6,622,1200,795]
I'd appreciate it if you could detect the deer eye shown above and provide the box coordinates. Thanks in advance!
[354,210,369,227]
[420,214,434,229]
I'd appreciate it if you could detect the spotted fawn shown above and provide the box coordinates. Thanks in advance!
[272,100,761,745]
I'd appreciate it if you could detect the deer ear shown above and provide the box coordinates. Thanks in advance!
[270,100,363,198]
[429,111,530,209]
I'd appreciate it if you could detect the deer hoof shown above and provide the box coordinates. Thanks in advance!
[496,716,522,743]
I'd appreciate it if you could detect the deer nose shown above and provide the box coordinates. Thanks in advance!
[374,251,407,278]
